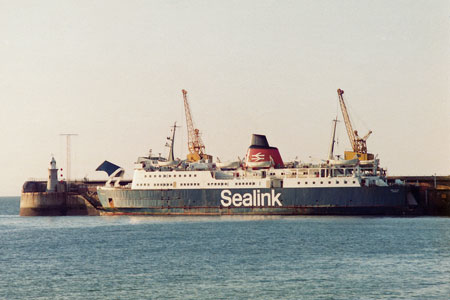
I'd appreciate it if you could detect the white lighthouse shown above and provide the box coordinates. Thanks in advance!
[47,157,58,192]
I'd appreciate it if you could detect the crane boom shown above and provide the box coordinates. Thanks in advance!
[182,89,210,162]
[337,89,356,151]
[337,89,373,161]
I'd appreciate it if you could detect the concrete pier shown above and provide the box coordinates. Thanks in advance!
[20,179,106,216]
[20,191,99,216]
[388,176,450,216]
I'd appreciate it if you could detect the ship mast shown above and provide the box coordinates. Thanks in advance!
[166,122,178,162]
[328,117,339,160]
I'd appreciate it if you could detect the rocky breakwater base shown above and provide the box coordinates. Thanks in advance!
[20,181,102,216]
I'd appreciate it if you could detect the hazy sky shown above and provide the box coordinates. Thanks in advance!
[1,0,449,196]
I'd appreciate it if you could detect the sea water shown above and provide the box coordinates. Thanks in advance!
[0,196,449,299]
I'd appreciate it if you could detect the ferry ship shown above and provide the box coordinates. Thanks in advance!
[96,123,414,215]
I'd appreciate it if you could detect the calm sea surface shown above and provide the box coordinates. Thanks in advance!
[1,196,449,299]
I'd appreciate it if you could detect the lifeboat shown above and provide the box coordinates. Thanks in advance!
[359,159,375,166]
[216,161,240,170]
[245,160,273,169]
[157,160,179,167]
[328,158,359,166]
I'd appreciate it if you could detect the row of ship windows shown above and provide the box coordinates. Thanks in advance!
[136,180,356,188]
[207,182,256,186]
[269,172,306,176]
[298,180,356,185]
[144,174,197,178]
[208,182,228,186]
[136,183,172,187]
[136,183,200,187]
[136,182,258,187]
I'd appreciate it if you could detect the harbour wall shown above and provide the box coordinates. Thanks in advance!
[388,176,450,216]
[20,181,104,216]
[20,192,99,216]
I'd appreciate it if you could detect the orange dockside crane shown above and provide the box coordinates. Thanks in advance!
[337,88,374,161]
[182,89,212,162]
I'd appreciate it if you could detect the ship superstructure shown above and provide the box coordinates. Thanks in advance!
[97,122,410,215]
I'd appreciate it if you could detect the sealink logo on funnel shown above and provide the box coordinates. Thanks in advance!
[252,152,265,161]
[244,134,284,169]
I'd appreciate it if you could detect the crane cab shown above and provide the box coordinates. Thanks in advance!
[344,151,374,161]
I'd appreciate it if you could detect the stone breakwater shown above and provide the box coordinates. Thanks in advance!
[19,180,108,216]
[20,192,99,216]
